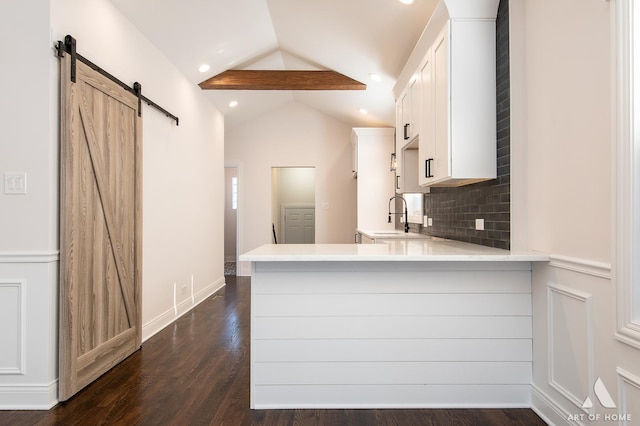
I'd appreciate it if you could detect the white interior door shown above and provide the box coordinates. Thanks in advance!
[283,208,315,244]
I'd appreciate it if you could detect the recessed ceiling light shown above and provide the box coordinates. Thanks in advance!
[198,64,211,73]
[369,73,382,82]
[229,100,238,108]
[399,0,414,4]
[359,108,368,115]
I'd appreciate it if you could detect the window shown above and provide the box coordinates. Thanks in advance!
[231,177,238,210]
[614,0,640,348]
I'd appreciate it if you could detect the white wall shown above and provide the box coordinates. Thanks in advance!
[226,101,356,275]
[0,0,225,409]
[510,0,640,423]
[0,0,61,409]
[276,167,316,206]
[51,0,226,341]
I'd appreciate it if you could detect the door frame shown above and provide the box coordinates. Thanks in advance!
[225,163,242,267]
[224,164,239,265]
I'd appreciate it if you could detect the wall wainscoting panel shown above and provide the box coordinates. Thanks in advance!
[547,282,594,413]
[531,384,577,426]
[531,259,640,426]
[617,368,640,424]
[548,254,611,280]
[0,280,26,375]
[0,252,59,409]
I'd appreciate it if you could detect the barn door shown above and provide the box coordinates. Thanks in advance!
[58,53,142,401]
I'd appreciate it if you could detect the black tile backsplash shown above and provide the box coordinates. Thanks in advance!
[399,0,511,250]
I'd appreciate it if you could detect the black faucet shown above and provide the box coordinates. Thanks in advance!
[388,195,409,233]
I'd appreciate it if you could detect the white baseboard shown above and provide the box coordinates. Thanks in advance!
[142,276,226,342]
[532,384,580,426]
[0,380,58,410]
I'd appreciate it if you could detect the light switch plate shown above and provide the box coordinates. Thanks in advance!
[4,173,27,194]
[475,218,485,230]
[423,215,429,227]
[428,217,433,226]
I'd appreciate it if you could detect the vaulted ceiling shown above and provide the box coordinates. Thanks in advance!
[110,0,438,130]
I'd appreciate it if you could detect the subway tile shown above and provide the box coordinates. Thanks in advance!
[421,0,511,250]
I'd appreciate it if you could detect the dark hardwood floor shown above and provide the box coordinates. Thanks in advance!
[0,276,547,426]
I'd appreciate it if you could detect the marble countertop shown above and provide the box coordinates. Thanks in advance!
[239,240,549,262]
[356,229,432,240]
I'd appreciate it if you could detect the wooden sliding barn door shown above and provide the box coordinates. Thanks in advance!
[58,54,142,401]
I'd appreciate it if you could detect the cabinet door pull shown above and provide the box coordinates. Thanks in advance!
[425,158,434,178]
[403,123,410,140]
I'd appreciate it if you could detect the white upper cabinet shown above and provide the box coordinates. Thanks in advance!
[397,76,421,144]
[395,0,498,188]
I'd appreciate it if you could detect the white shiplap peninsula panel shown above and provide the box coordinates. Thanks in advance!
[249,260,535,409]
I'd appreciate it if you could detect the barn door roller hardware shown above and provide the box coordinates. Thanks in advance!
[56,35,179,126]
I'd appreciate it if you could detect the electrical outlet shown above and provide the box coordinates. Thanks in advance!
[4,173,27,194]
[428,217,433,227]
[475,218,485,231]
[423,215,428,226]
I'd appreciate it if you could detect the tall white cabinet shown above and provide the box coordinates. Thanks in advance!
[394,0,499,188]
[352,128,395,233]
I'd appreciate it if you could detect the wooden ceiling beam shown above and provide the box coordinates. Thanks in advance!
[198,70,366,90]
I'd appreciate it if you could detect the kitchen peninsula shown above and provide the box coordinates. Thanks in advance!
[240,240,548,409]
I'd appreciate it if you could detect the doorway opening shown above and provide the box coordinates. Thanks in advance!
[224,166,238,275]
[271,167,316,244]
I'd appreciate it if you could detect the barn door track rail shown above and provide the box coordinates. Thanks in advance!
[56,35,179,126]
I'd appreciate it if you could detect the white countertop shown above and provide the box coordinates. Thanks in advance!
[357,229,432,240]
[239,240,549,262]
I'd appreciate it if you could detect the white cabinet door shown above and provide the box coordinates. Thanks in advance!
[432,24,450,183]
[418,21,496,188]
[396,75,428,193]
[418,24,449,186]
[394,103,404,193]
[398,77,420,145]
[351,135,358,177]
[419,46,434,186]
[399,90,411,142]
[409,76,421,139]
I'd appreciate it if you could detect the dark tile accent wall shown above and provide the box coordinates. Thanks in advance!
[401,0,511,250]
